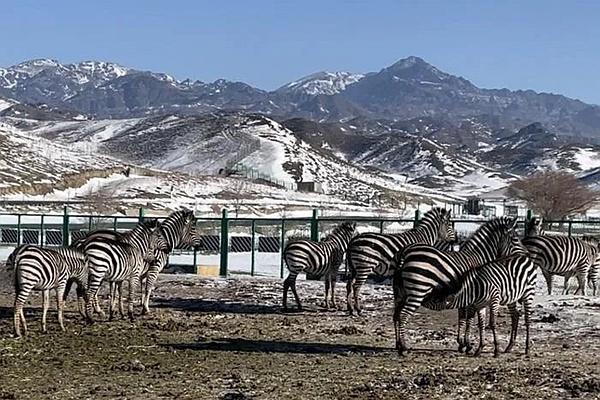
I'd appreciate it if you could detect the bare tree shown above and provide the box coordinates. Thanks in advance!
[508,171,597,220]
[229,180,247,218]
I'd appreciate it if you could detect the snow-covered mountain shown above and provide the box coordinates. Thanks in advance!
[276,71,365,96]
[2,56,600,139]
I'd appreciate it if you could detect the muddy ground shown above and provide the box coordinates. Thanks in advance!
[0,273,599,400]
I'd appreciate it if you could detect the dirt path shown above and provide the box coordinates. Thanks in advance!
[0,274,598,399]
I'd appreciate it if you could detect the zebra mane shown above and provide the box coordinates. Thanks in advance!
[416,208,450,229]
[460,216,518,253]
[323,221,356,242]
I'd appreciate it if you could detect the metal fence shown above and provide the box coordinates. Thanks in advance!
[1,208,600,279]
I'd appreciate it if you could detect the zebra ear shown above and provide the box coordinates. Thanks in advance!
[508,217,518,231]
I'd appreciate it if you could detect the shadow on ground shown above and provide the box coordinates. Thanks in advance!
[162,337,392,355]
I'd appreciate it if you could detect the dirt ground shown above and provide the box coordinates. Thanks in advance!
[0,273,599,400]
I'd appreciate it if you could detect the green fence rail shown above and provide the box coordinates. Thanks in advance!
[2,208,600,279]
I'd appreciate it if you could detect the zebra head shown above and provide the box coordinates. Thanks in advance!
[323,221,357,247]
[160,209,200,250]
[493,217,526,258]
[524,217,544,237]
[418,207,453,242]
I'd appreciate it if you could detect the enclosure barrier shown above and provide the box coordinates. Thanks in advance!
[0,208,598,279]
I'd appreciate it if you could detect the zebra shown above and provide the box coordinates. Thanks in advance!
[392,216,521,355]
[523,231,598,296]
[345,208,453,315]
[11,245,87,337]
[582,235,600,296]
[425,243,536,357]
[83,237,150,322]
[524,216,544,237]
[283,221,357,311]
[139,210,200,314]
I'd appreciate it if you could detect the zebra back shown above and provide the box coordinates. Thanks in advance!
[395,216,521,285]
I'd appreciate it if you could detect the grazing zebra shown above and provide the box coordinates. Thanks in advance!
[140,210,200,314]
[283,221,357,311]
[11,245,86,337]
[346,208,453,315]
[392,216,521,355]
[425,244,536,357]
[523,233,598,296]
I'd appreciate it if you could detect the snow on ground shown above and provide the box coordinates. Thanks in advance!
[573,147,600,170]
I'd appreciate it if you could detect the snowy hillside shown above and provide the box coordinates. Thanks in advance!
[277,71,365,96]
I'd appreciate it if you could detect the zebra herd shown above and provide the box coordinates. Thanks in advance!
[283,209,600,357]
[5,210,199,337]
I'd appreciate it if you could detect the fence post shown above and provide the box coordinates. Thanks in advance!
[17,214,21,246]
[219,209,229,276]
[526,209,533,222]
[62,206,70,246]
[568,220,573,237]
[311,209,319,242]
[138,207,145,222]
[280,219,286,279]
[413,209,421,228]
[251,219,256,276]
[40,214,45,247]
[192,248,198,273]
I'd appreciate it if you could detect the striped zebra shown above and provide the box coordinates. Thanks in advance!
[72,211,199,314]
[392,216,521,355]
[283,221,357,311]
[582,235,600,296]
[80,220,166,322]
[425,245,536,357]
[523,232,598,296]
[83,238,149,322]
[346,208,453,315]
[140,210,200,314]
[524,217,544,237]
[10,245,87,337]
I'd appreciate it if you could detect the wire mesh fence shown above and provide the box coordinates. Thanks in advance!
[2,210,600,278]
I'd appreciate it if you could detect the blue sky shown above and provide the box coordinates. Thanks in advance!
[2,0,600,104]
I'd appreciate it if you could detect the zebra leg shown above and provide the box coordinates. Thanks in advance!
[346,276,355,314]
[56,283,67,332]
[324,277,331,310]
[76,285,86,318]
[395,294,427,355]
[63,278,74,302]
[118,282,126,319]
[523,296,533,356]
[473,308,486,357]
[575,272,587,296]
[352,275,369,316]
[142,267,160,315]
[85,273,106,323]
[128,276,140,322]
[542,269,553,295]
[282,274,292,311]
[457,309,466,352]
[563,274,571,295]
[330,272,338,309]
[108,282,116,321]
[464,310,477,354]
[504,303,520,353]
[41,289,50,334]
[489,299,500,358]
[13,284,32,337]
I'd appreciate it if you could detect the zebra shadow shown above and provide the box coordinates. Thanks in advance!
[161,337,391,355]
[153,297,284,315]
